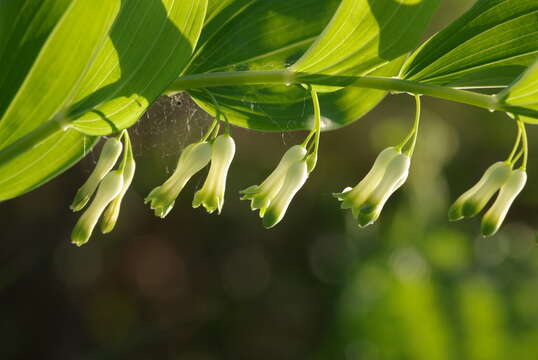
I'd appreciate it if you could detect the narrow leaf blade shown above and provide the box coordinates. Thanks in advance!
[70,0,208,135]
[499,60,538,120]
[0,0,119,201]
[0,0,121,148]
[291,0,440,78]
[0,130,98,201]
[190,59,404,131]
[401,0,538,87]
[188,0,407,131]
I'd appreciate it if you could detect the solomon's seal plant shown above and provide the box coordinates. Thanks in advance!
[145,141,213,218]
[335,95,420,227]
[241,144,309,227]
[70,131,136,245]
[1,0,537,245]
[70,136,123,212]
[449,117,530,237]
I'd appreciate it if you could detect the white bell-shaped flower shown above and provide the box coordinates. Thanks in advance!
[241,145,307,216]
[261,160,309,228]
[100,147,136,234]
[448,162,512,221]
[71,170,124,246]
[481,169,527,237]
[71,137,122,211]
[145,142,212,218]
[357,153,411,227]
[334,147,399,217]
[193,134,236,214]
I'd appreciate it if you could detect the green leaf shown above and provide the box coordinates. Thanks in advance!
[0,0,207,201]
[187,0,419,131]
[401,0,538,87]
[0,0,119,201]
[291,0,440,78]
[0,0,120,149]
[190,58,405,131]
[1,0,71,119]
[0,130,98,201]
[187,0,340,74]
[70,0,208,135]
[499,60,538,121]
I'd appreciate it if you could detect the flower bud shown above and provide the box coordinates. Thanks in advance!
[448,162,511,221]
[71,170,124,246]
[193,134,236,214]
[334,147,399,217]
[481,170,527,237]
[145,142,211,218]
[357,153,410,227]
[262,160,308,229]
[70,137,122,211]
[241,145,307,216]
[100,151,136,234]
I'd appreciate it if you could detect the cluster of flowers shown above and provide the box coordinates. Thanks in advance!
[69,95,529,245]
[70,132,135,246]
[145,137,311,229]
[449,162,526,236]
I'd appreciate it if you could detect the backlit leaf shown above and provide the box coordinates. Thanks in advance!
[0,0,119,201]
[0,0,120,149]
[190,58,405,131]
[187,0,416,131]
[0,130,98,201]
[0,0,207,200]
[187,0,340,74]
[499,60,538,121]
[70,0,208,135]
[401,0,538,87]
[291,0,440,78]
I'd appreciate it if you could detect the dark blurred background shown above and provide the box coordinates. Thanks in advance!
[2,1,538,359]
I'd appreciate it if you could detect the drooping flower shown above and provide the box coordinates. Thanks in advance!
[261,160,309,228]
[334,147,409,227]
[71,170,124,246]
[356,152,411,227]
[240,145,307,218]
[71,137,123,211]
[334,147,399,217]
[193,134,236,214]
[481,169,527,237]
[145,141,212,218]
[100,146,136,234]
[448,162,512,221]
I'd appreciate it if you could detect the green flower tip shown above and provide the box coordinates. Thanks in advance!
[145,186,176,218]
[335,147,409,227]
[71,170,124,246]
[241,145,308,226]
[448,162,512,221]
[70,137,123,211]
[193,134,236,214]
[145,141,212,218]
[448,203,463,222]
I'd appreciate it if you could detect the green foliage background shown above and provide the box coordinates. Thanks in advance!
[1,1,538,359]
